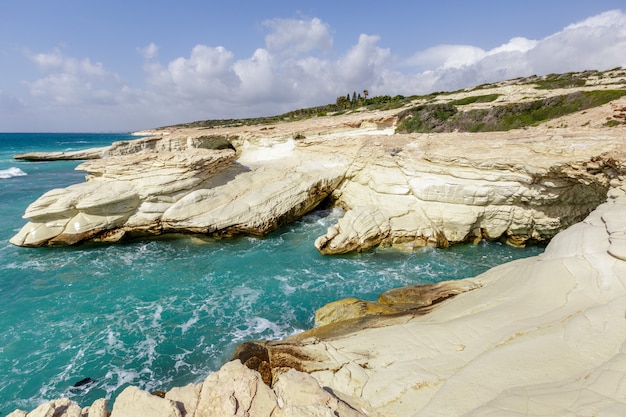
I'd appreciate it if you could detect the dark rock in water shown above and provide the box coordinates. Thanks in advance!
[71,377,95,390]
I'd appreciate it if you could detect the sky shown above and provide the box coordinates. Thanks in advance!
[1,1,625,132]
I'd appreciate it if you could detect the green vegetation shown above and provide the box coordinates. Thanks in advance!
[396,104,458,133]
[397,90,626,133]
[450,94,501,106]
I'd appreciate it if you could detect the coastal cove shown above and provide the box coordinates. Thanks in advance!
[4,69,626,416]
[0,133,543,415]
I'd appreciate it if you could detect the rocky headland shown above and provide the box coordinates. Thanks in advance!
[8,69,626,416]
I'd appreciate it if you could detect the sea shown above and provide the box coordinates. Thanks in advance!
[0,133,544,414]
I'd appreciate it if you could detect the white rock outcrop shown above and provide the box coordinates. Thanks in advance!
[10,136,354,247]
[244,183,626,416]
[10,127,623,253]
[7,71,626,416]
[315,131,622,253]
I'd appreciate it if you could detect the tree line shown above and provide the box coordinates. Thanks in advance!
[336,90,406,109]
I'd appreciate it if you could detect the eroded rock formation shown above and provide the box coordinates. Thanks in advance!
[232,183,626,416]
[315,131,624,253]
[10,125,626,253]
[10,135,355,247]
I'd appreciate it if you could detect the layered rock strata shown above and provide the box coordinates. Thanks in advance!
[315,131,624,253]
[10,135,355,247]
[10,126,625,253]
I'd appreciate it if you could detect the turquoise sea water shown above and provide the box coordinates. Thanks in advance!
[0,133,544,414]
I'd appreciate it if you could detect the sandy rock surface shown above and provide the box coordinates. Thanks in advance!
[234,184,626,416]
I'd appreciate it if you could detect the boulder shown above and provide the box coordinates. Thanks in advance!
[272,369,376,417]
[84,398,107,417]
[110,386,182,417]
[165,383,201,417]
[194,360,276,417]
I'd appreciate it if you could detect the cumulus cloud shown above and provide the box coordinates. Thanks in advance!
[13,10,626,131]
[336,34,392,88]
[136,9,626,123]
[139,22,394,119]
[138,42,159,60]
[263,17,333,57]
[25,48,130,106]
[528,9,626,75]
[405,45,486,70]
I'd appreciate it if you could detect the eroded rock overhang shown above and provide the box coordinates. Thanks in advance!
[9,127,626,253]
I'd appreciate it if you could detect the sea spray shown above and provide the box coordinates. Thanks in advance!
[0,167,27,179]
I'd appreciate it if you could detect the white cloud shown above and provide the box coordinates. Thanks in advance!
[337,34,391,88]
[30,49,65,69]
[406,45,486,70]
[486,37,538,56]
[527,9,626,75]
[263,17,333,57]
[138,42,159,60]
[25,48,129,107]
[565,9,626,30]
[164,44,239,99]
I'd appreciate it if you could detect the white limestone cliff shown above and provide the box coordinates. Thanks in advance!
[9,126,624,253]
[9,136,356,247]
[315,131,623,253]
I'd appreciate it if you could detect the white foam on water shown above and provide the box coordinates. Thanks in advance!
[274,275,297,296]
[103,366,142,397]
[178,311,200,335]
[231,316,293,343]
[151,304,164,328]
[106,330,123,351]
[133,337,158,369]
[0,167,27,179]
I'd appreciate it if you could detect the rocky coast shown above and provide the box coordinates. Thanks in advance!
[8,70,626,416]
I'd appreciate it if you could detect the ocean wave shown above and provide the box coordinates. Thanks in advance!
[0,167,27,179]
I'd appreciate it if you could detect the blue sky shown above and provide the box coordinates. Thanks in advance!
[1,1,625,132]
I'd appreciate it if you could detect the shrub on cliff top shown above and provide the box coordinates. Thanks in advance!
[450,94,501,106]
[396,90,626,133]
[396,103,458,133]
